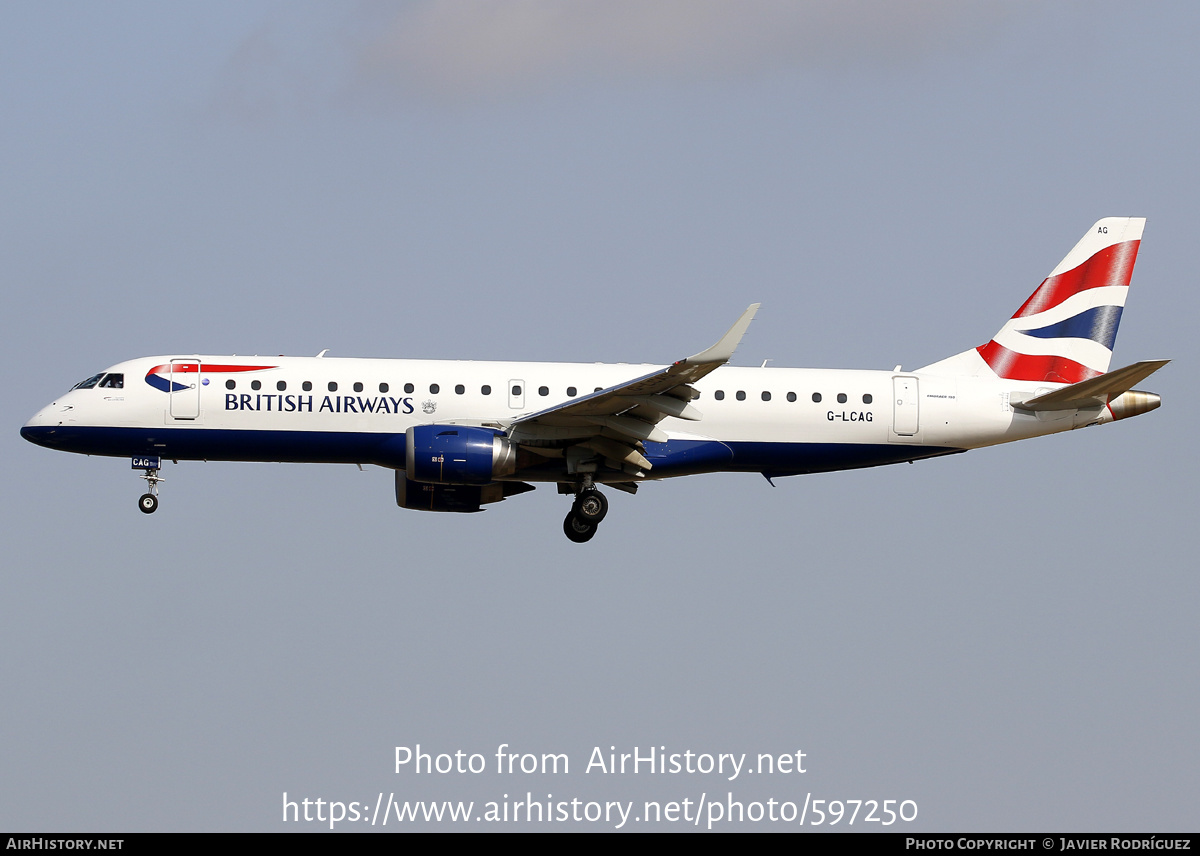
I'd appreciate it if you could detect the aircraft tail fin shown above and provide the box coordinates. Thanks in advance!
[919,218,1145,382]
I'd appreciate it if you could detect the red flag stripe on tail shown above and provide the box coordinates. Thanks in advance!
[976,341,1101,385]
[1012,240,1140,319]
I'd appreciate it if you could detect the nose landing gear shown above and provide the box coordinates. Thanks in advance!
[133,456,163,514]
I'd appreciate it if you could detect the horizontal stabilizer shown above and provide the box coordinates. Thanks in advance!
[1012,359,1169,411]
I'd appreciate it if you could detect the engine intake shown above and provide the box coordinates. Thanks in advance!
[405,425,518,485]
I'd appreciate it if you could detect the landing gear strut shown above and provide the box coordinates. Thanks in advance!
[133,456,163,514]
[562,482,608,543]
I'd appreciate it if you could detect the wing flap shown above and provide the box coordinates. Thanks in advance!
[615,394,702,421]
[581,437,652,471]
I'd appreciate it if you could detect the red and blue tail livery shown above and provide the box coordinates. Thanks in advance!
[23,218,1168,542]
[974,217,1142,385]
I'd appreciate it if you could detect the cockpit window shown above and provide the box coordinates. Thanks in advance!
[98,373,124,389]
[71,372,105,390]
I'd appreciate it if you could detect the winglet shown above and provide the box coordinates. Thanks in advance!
[679,304,760,367]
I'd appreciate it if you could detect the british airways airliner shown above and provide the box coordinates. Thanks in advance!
[22,218,1166,542]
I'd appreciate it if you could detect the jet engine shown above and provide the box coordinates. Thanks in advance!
[405,425,518,484]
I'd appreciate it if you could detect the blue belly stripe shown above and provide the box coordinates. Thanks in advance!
[22,425,963,479]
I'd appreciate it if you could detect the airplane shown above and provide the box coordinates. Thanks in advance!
[21,217,1167,542]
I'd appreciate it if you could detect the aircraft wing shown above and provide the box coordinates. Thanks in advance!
[506,304,759,472]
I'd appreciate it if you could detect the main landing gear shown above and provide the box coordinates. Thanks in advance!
[562,485,608,543]
[133,456,164,514]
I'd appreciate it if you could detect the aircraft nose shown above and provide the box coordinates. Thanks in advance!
[21,404,62,448]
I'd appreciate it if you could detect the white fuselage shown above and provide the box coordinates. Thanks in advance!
[21,354,1107,482]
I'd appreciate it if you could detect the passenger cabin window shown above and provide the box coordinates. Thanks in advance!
[812,392,822,403]
[538,386,549,396]
[251,380,262,391]
[71,373,105,390]
[837,393,847,404]
[761,391,771,401]
[481,385,492,395]
[353,382,363,393]
[787,392,797,402]
[567,387,577,397]
[328,382,338,392]
[455,384,465,395]
[512,385,522,396]
[302,381,312,391]
[430,384,440,394]
[714,390,725,401]
[379,382,389,393]
[736,391,746,401]
[226,380,236,390]
[863,394,873,404]
[277,381,287,391]
[404,383,414,394]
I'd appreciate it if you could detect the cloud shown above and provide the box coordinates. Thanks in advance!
[354,0,1015,95]
[212,0,1019,115]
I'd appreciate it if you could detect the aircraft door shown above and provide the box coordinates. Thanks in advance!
[169,359,201,420]
[892,376,919,436]
[508,379,525,410]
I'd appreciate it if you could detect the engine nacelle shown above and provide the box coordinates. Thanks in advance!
[395,471,534,513]
[405,425,518,485]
